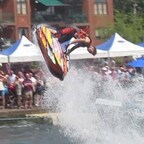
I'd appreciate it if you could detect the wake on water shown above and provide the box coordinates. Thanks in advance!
[32,29,144,144]
[39,60,144,144]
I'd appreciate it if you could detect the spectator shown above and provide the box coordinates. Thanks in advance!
[29,72,37,86]
[23,73,35,109]
[14,76,23,108]
[29,72,37,105]
[35,79,45,107]
[111,67,118,80]
[0,78,5,109]
[17,71,25,83]
[7,70,16,84]
[0,70,8,83]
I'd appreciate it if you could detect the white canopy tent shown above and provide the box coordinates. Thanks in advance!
[0,37,107,63]
[0,36,43,63]
[96,33,144,57]
[1,33,144,63]
[70,48,107,59]
[0,55,8,63]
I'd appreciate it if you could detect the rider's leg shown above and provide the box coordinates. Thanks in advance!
[66,43,80,55]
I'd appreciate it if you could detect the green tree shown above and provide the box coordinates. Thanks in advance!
[114,0,144,15]
[103,1,144,43]
[95,1,144,43]
[113,10,144,43]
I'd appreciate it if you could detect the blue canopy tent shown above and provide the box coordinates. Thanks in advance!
[96,33,144,57]
[0,36,43,63]
[127,57,144,67]
[137,42,144,47]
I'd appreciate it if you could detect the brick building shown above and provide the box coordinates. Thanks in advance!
[0,0,114,48]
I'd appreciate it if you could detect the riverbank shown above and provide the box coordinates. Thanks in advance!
[0,107,48,117]
[0,108,60,125]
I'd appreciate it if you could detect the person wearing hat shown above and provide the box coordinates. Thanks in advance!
[54,26,96,56]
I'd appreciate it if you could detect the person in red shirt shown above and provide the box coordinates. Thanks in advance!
[54,26,97,56]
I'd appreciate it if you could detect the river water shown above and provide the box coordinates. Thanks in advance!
[0,123,74,144]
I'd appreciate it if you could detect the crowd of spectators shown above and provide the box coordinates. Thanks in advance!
[0,65,47,109]
[0,57,143,110]
[95,57,144,83]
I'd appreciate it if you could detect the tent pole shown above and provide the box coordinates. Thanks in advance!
[8,56,11,72]
[107,51,110,67]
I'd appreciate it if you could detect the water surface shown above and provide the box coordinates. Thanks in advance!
[0,123,73,144]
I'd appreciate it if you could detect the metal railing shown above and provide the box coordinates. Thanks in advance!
[31,11,88,25]
[65,13,88,24]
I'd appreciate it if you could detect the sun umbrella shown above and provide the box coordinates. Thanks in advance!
[137,42,144,47]
[127,57,144,67]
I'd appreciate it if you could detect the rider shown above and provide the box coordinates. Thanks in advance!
[53,26,97,56]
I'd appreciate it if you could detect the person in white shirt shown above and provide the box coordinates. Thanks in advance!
[7,70,16,84]
[29,72,37,86]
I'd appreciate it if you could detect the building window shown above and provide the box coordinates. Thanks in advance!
[94,0,107,15]
[17,0,27,15]
[18,28,28,38]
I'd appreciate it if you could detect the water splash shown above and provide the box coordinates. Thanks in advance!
[43,61,144,144]
[32,28,144,143]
